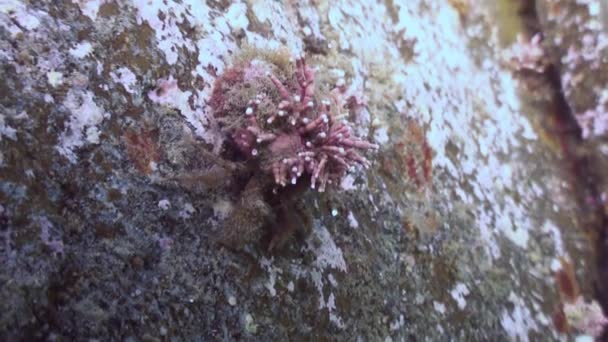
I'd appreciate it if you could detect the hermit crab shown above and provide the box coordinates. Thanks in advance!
[200,50,378,250]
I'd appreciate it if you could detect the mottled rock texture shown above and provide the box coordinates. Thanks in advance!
[0,0,605,340]
[534,0,608,334]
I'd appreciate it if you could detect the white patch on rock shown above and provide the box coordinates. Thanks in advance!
[541,220,565,256]
[110,67,138,94]
[326,292,345,329]
[179,202,196,219]
[347,211,359,229]
[0,114,17,141]
[132,0,199,65]
[225,2,248,32]
[373,125,389,145]
[433,301,446,314]
[500,292,539,342]
[47,71,64,87]
[56,90,107,162]
[297,4,326,43]
[450,283,469,310]
[158,199,170,210]
[259,257,282,297]
[340,173,357,190]
[37,216,64,256]
[96,61,104,75]
[550,258,563,273]
[250,1,302,54]
[148,76,210,141]
[310,223,347,273]
[0,0,45,36]
[389,314,405,331]
[69,41,93,59]
[212,199,233,220]
[283,223,350,328]
[244,313,257,334]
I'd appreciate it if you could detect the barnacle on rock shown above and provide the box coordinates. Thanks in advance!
[209,49,378,250]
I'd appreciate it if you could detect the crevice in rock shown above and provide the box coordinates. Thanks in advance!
[516,0,608,316]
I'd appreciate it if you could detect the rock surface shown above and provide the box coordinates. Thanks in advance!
[0,0,605,340]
